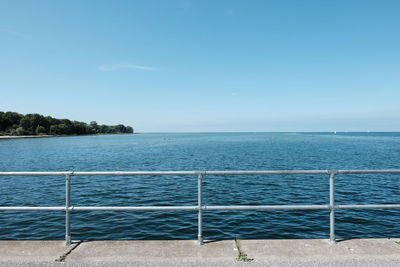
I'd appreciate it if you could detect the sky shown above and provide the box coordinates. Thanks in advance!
[1,0,400,132]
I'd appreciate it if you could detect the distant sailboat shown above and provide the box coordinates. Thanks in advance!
[333,131,337,134]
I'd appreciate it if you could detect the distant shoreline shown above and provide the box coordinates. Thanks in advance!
[0,135,55,139]
[0,133,135,140]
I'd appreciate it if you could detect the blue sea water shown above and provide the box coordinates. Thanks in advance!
[0,132,400,241]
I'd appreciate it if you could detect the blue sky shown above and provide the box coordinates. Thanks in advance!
[1,0,400,132]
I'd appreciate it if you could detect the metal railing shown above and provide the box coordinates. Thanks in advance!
[1,169,400,246]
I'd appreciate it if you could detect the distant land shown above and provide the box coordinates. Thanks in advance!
[0,111,133,138]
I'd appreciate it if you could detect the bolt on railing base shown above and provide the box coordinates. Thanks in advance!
[65,236,71,246]
[197,236,204,245]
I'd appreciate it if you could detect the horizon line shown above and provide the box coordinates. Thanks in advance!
[134,131,400,134]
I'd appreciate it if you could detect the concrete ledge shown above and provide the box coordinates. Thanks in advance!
[0,239,400,264]
[239,238,400,261]
[0,240,74,262]
[68,240,237,262]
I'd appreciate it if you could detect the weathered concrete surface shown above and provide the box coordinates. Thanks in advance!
[0,239,400,264]
[0,240,75,262]
[67,240,237,262]
[1,261,400,267]
[239,238,400,261]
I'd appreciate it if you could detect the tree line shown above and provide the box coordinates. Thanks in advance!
[0,111,134,136]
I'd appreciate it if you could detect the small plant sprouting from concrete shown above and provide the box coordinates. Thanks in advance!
[235,238,254,262]
[55,241,82,262]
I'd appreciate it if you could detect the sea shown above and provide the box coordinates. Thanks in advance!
[0,132,400,241]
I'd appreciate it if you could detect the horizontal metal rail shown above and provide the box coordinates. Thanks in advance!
[1,169,400,245]
[2,170,400,176]
[3,204,400,211]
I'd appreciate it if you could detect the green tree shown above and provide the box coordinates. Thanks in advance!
[19,113,48,134]
[19,117,32,132]
[35,125,47,135]
[15,127,27,136]
[90,121,100,133]
[115,124,126,133]
[1,110,134,136]
[73,121,89,135]
[99,124,109,133]
[3,112,23,130]
[0,112,6,134]
[50,124,69,135]
[126,126,134,133]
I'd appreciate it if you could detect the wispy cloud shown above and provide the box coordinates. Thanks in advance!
[98,63,158,71]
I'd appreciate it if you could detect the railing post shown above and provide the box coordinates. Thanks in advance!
[329,172,336,244]
[197,173,204,245]
[65,174,71,246]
